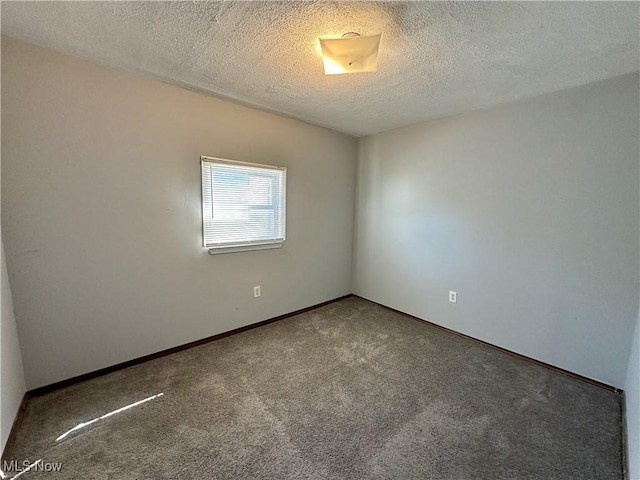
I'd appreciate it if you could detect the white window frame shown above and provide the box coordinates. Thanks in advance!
[201,156,287,255]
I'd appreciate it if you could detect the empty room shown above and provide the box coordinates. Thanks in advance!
[1,1,639,479]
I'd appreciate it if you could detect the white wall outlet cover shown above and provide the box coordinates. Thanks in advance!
[449,291,457,303]
[253,286,261,298]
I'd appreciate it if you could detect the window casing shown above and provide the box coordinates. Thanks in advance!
[201,157,286,253]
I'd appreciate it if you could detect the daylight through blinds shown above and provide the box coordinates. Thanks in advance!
[201,158,286,249]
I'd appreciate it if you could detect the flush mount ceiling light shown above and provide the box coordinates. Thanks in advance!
[319,32,381,75]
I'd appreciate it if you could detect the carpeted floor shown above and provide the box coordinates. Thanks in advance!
[4,296,623,479]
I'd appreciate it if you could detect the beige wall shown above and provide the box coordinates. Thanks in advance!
[626,314,639,479]
[625,138,640,478]
[1,37,357,389]
[354,73,640,388]
[1,40,28,450]
[1,239,26,452]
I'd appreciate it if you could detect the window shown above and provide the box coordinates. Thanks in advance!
[201,156,286,254]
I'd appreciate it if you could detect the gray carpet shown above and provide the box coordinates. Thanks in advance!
[4,297,623,479]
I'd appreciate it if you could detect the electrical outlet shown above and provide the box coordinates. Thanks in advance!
[449,291,457,303]
[253,286,261,298]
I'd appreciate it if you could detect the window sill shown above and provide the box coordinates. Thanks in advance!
[207,242,284,255]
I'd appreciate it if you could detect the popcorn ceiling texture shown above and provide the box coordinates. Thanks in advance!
[1,1,638,136]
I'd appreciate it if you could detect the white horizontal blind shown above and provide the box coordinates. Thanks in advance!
[201,157,286,249]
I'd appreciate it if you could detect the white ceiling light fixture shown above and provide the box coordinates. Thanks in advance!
[319,32,382,75]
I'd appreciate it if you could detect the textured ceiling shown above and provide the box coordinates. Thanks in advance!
[2,1,639,136]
